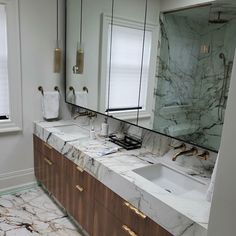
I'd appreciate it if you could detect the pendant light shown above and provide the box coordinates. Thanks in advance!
[73,0,84,74]
[54,0,61,73]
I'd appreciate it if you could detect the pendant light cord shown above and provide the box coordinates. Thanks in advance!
[79,0,83,46]
[137,0,148,125]
[107,0,115,115]
[56,0,59,47]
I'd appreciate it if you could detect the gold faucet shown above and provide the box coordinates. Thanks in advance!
[172,147,198,161]
[197,151,210,160]
[170,143,186,150]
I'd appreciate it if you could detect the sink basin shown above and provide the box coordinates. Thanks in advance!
[53,125,89,140]
[133,164,207,200]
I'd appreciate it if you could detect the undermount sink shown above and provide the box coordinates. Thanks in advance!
[133,164,207,200]
[53,124,89,139]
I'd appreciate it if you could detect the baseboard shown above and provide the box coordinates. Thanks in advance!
[0,168,37,194]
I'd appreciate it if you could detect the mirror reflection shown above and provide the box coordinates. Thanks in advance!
[66,0,236,151]
[145,2,236,151]
[66,0,159,125]
[66,0,113,111]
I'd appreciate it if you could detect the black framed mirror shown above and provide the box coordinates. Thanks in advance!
[138,1,236,151]
[65,0,236,152]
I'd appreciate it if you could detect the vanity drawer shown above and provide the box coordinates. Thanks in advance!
[33,135,43,153]
[72,163,95,235]
[95,180,146,235]
[42,141,53,158]
[93,201,127,236]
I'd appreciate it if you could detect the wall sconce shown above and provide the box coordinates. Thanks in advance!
[54,0,61,73]
[200,44,210,54]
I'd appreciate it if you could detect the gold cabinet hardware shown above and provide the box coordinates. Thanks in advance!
[44,158,53,166]
[44,143,52,150]
[75,185,84,192]
[122,225,138,236]
[76,166,84,173]
[124,202,147,219]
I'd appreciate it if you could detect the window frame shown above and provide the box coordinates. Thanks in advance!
[99,14,158,121]
[0,0,22,133]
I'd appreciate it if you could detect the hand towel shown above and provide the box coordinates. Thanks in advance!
[206,153,219,202]
[75,91,88,108]
[42,91,60,120]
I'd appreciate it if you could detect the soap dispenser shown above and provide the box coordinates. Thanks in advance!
[100,117,109,137]
[90,126,96,140]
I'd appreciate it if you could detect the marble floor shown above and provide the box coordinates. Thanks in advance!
[0,187,83,235]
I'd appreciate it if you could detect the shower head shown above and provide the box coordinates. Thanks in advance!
[209,11,229,24]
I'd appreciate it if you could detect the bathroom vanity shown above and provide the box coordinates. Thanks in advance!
[33,120,213,236]
[34,134,171,236]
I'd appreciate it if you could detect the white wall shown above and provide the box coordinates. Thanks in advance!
[0,0,68,191]
[207,51,236,235]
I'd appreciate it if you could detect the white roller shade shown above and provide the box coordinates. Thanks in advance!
[0,4,9,117]
[107,24,151,111]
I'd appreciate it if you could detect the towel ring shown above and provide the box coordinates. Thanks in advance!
[83,86,89,93]
[54,86,60,93]
[69,86,75,96]
[38,86,44,96]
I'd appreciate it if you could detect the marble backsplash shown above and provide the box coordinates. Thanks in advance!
[71,107,217,177]
[154,14,236,151]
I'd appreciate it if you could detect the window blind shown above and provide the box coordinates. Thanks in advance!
[107,24,152,111]
[0,4,9,118]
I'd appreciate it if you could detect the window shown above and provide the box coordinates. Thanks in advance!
[0,0,22,133]
[0,4,10,120]
[99,15,157,119]
[106,24,152,112]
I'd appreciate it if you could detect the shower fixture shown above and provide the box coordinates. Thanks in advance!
[218,53,233,122]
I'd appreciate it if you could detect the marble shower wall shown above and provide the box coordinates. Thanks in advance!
[154,13,236,151]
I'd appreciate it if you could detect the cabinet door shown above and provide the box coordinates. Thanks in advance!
[33,135,44,183]
[61,157,74,214]
[93,201,126,236]
[95,179,145,235]
[145,218,173,236]
[42,142,54,192]
[50,150,63,202]
[72,165,95,235]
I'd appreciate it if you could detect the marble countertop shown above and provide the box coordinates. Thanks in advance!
[34,120,212,236]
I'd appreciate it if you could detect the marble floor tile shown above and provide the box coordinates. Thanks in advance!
[0,187,83,236]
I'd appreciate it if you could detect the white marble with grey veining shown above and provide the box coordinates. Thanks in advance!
[0,187,83,236]
[34,119,216,236]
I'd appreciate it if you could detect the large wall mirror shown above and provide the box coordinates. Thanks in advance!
[66,0,236,152]
[141,1,236,151]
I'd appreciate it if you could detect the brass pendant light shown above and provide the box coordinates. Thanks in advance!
[54,0,61,73]
[73,0,84,74]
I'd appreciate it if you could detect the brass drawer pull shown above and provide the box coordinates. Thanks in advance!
[75,185,84,192]
[76,166,84,173]
[122,225,138,236]
[44,158,53,166]
[124,202,147,219]
[44,143,52,150]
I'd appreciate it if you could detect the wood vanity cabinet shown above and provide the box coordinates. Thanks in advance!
[33,135,62,199]
[33,135,94,235]
[33,135,172,236]
[94,179,172,236]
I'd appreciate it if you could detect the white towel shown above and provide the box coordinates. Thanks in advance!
[75,91,88,108]
[206,153,219,202]
[42,91,60,119]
